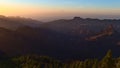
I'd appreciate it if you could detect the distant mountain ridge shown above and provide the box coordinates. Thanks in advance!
[0,15,120,32]
[40,17,120,36]
[0,15,43,29]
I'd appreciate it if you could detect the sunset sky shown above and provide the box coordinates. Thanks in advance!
[0,0,120,21]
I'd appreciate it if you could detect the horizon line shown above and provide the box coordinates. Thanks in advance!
[1,15,120,22]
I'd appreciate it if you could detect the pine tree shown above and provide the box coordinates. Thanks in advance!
[99,50,115,68]
[78,61,84,68]
[116,57,120,68]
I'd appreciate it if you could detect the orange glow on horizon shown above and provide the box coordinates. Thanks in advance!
[0,3,120,21]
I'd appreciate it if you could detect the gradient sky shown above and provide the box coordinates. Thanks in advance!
[0,0,120,21]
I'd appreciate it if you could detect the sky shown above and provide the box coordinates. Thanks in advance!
[0,0,120,21]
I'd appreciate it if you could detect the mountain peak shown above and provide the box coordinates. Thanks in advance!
[73,17,83,20]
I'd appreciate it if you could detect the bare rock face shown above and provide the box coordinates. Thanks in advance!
[86,24,115,41]
[102,24,114,35]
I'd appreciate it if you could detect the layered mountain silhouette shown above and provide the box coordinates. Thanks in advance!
[0,15,120,60]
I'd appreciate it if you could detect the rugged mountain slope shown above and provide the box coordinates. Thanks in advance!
[0,25,119,60]
[86,25,116,41]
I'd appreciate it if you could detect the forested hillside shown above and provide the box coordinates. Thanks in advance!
[0,50,119,68]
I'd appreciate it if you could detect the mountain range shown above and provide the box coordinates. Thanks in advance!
[0,15,120,60]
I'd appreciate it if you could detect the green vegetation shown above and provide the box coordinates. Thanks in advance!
[0,50,119,68]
